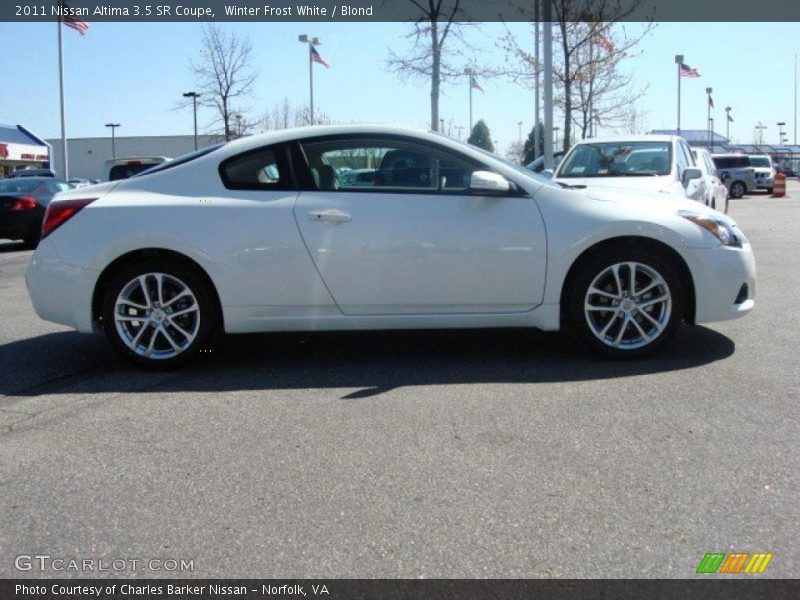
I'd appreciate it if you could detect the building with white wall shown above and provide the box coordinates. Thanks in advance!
[46,134,225,180]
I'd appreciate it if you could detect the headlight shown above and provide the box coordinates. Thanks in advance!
[679,211,742,247]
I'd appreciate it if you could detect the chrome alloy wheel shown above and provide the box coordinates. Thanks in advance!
[583,262,672,350]
[113,273,200,360]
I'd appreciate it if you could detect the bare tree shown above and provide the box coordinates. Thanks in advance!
[191,24,257,141]
[500,0,653,151]
[387,1,475,131]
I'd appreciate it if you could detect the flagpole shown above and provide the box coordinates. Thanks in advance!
[58,21,69,179]
[533,0,539,158]
[675,54,683,137]
[308,44,314,126]
[706,87,713,150]
[587,24,594,138]
[543,0,554,169]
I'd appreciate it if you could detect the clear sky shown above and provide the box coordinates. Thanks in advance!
[0,21,797,153]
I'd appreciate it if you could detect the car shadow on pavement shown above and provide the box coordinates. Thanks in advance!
[0,325,734,399]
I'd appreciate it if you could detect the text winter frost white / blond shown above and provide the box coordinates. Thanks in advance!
[223,5,374,17]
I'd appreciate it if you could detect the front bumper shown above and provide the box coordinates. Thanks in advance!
[683,242,756,324]
[25,239,99,333]
[756,177,774,189]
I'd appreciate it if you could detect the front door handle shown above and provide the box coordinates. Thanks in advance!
[308,209,351,223]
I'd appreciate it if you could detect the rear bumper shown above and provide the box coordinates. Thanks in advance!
[0,211,40,240]
[684,243,756,324]
[25,239,98,333]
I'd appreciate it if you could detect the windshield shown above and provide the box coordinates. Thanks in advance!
[558,141,672,178]
[749,156,771,168]
[0,179,41,193]
[134,144,225,178]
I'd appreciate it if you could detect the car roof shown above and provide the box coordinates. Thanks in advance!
[220,124,435,154]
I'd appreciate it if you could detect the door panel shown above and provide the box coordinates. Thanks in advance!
[293,190,547,315]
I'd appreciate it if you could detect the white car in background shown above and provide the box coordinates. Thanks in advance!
[26,125,755,367]
[748,154,776,193]
[692,147,729,213]
[553,135,705,203]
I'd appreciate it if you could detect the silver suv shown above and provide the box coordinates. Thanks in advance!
[711,154,758,199]
[748,155,775,193]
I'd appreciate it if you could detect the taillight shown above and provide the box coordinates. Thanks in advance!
[41,198,96,239]
[10,196,38,211]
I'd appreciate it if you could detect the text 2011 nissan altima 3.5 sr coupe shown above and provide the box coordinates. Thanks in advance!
[26,125,755,367]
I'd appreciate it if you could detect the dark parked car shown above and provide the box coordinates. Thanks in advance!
[8,168,56,178]
[0,177,72,247]
[525,150,565,175]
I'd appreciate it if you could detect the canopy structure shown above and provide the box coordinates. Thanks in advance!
[649,130,800,174]
[0,124,51,177]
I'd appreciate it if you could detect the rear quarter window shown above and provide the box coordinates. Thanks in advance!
[219,145,294,191]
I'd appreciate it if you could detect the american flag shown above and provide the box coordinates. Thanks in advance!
[679,62,700,78]
[470,76,484,94]
[310,46,330,68]
[591,33,614,52]
[61,1,89,36]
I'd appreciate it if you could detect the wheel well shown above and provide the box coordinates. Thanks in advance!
[559,236,696,325]
[92,248,224,329]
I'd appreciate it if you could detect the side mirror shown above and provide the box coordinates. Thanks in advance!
[470,171,510,195]
[541,169,554,179]
[681,167,702,186]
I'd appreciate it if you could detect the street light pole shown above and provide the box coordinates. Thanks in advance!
[298,34,320,125]
[182,91,200,151]
[104,123,120,159]
[756,123,767,145]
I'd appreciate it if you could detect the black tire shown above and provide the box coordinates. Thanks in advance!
[730,181,745,199]
[101,259,217,368]
[566,247,684,359]
[766,187,774,195]
[710,197,716,210]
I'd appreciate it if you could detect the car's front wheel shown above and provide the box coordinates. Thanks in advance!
[567,249,684,358]
[102,260,217,367]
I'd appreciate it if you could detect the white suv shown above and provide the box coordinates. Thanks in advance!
[553,135,705,203]
[748,155,775,193]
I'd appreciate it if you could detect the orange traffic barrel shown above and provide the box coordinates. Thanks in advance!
[772,172,786,197]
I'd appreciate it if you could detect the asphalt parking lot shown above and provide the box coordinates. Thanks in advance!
[1,183,798,579]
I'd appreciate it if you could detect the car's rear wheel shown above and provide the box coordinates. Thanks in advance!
[567,249,684,359]
[730,181,746,199]
[102,260,216,367]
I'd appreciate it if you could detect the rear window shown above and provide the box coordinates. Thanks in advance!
[749,156,771,168]
[109,163,161,181]
[713,156,750,169]
[0,179,41,193]
[135,144,225,178]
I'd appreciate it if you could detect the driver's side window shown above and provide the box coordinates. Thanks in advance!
[300,137,480,195]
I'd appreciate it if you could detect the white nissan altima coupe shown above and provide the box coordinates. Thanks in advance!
[26,125,755,367]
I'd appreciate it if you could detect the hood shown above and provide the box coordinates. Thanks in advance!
[554,175,675,194]
[577,184,737,226]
